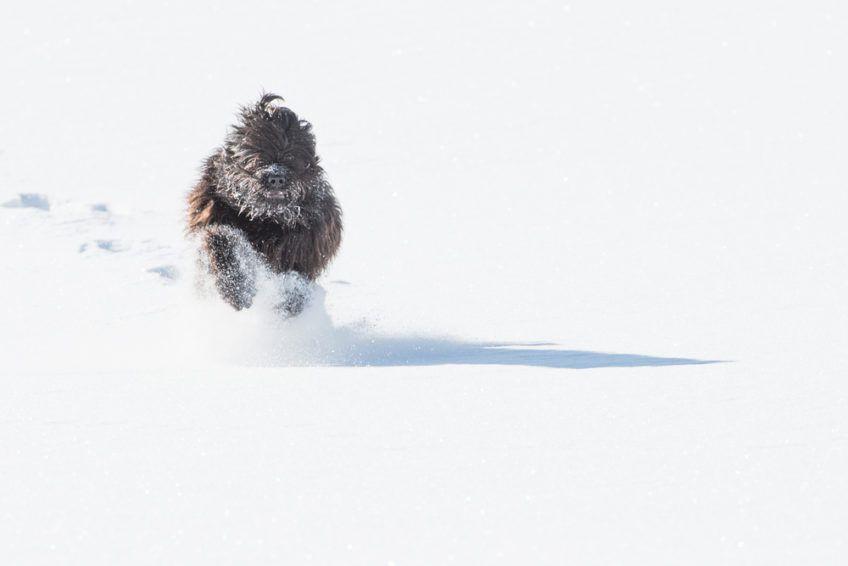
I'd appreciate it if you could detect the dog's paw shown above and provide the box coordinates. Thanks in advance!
[274,291,309,318]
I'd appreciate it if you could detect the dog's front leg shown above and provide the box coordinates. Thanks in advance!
[203,225,257,310]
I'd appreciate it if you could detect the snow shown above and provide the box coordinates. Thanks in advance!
[1,1,847,563]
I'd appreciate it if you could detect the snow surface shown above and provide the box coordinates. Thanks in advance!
[1,1,847,563]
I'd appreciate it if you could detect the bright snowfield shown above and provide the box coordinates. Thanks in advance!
[1,1,847,564]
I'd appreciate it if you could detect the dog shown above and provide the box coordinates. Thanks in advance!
[187,93,342,315]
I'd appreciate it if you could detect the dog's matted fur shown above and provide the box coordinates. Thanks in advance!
[187,93,342,314]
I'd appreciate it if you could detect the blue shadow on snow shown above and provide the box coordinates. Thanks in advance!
[328,337,719,369]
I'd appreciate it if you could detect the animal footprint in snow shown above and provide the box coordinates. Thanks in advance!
[2,193,50,210]
[78,239,130,253]
[147,265,180,283]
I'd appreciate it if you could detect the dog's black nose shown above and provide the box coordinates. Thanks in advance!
[267,174,286,188]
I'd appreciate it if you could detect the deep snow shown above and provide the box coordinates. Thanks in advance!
[1,1,847,564]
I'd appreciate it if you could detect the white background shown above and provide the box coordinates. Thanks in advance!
[1,1,846,563]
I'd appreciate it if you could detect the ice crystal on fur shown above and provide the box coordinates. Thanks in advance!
[217,155,335,226]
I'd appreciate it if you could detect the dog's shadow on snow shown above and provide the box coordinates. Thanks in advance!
[198,286,719,370]
[321,334,717,369]
[247,309,718,370]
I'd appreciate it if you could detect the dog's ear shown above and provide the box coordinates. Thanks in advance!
[258,92,285,116]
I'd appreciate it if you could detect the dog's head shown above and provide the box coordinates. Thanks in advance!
[216,93,331,224]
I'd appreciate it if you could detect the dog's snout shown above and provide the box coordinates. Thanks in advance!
[264,164,288,188]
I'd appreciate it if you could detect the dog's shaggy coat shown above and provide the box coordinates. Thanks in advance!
[187,93,342,313]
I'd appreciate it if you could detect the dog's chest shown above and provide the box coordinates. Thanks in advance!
[248,224,313,274]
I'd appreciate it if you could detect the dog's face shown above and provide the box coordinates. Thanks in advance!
[217,93,330,223]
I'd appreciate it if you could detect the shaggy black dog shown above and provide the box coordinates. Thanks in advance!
[187,93,342,314]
